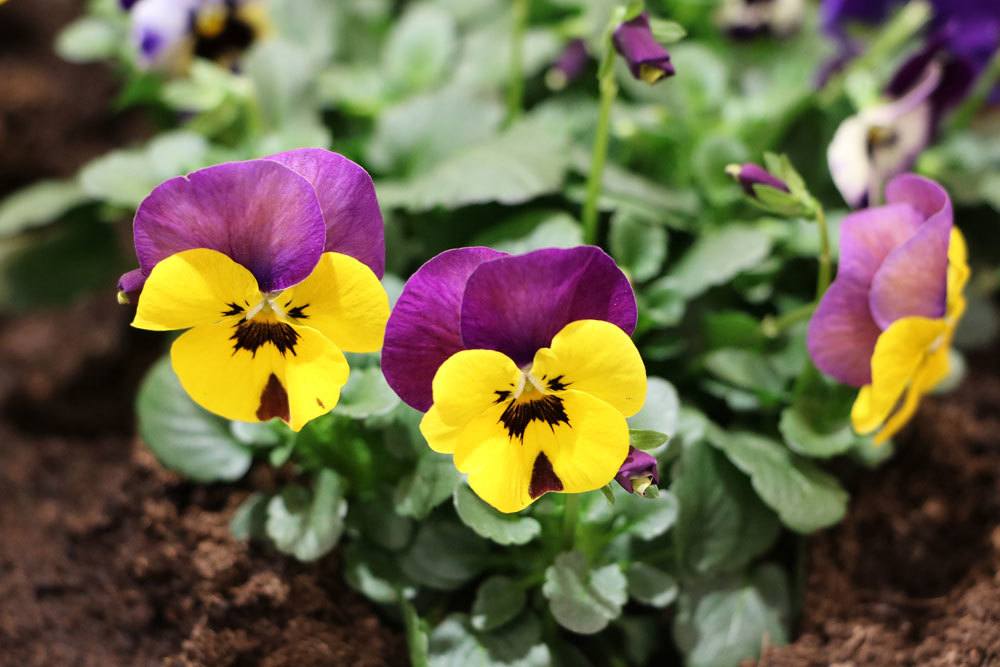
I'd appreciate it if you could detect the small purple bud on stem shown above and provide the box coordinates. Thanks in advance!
[726,162,789,197]
[614,446,660,496]
[613,13,675,84]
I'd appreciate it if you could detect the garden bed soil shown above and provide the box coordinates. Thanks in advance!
[0,299,407,667]
[756,349,1000,667]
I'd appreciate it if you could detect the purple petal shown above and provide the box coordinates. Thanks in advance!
[836,203,923,282]
[265,148,385,279]
[731,163,789,197]
[132,159,326,293]
[382,247,506,412]
[613,13,675,83]
[868,174,953,328]
[552,39,589,84]
[460,247,637,368]
[807,274,883,387]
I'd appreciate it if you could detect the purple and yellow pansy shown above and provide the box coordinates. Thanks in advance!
[807,174,969,444]
[121,148,389,432]
[382,247,647,513]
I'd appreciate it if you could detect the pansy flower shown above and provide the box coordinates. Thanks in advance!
[125,0,269,71]
[807,174,969,443]
[716,0,805,40]
[382,247,647,513]
[121,149,389,432]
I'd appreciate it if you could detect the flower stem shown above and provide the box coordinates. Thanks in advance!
[761,302,816,338]
[506,0,530,125]
[815,204,832,299]
[561,493,581,551]
[947,48,1000,133]
[582,74,617,245]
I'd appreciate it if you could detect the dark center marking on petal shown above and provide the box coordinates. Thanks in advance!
[222,302,244,317]
[231,320,300,357]
[287,303,310,319]
[494,390,512,404]
[192,7,256,62]
[546,375,570,391]
[256,373,290,422]
[499,394,570,442]
[528,452,563,499]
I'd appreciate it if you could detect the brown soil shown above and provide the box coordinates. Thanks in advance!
[757,349,1000,667]
[0,299,407,667]
[0,0,151,194]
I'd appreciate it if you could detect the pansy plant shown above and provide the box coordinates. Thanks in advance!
[125,0,269,71]
[121,148,389,432]
[808,174,969,443]
[382,247,647,513]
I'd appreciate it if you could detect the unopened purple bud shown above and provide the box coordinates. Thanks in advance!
[613,13,675,84]
[547,39,589,90]
[726,163,789,197]
[614,446,660,495]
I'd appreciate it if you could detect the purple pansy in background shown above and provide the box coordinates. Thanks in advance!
[614,447,659,496]
[546,39,590,90]
[125,0,268,70]
[727,162,790,198]
[821,0,1000,101]
[383,246,647,513]
[717,0,806,40]
[807,174,969,443]
[121,149,389,432]
[613,12,675,84]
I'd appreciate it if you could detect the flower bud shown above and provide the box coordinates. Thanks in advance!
[546,39,589,90]
[613,13,675,84]
[614,446,660,496]
[726,163,790,198]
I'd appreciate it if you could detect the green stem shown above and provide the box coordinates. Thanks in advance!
[947,48,1000,133]
[815,204,832,299]
[506,0,529,125]
[561,494,581,551]
[582,75,617,245]
[762,302,816,338]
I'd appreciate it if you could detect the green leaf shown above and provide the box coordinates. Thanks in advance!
[136,358,252,483]
[245,39,318,127]
[649,18,687,44]
[674,564,790,667]
[334,366,401,419]
[617,491,678,540]
[395,453,461,519]
[639,278,686,327]
[367,84,504,174]
[402,598,431,667]
[667,225,773,298]
[709,431,849,533]
[543,551,627,635]
[471,576,527,632]
[230,492,271,541]
[702,349,788,404]
[779,363,863,458]
[378,113,571,211]
[265,469,348,561]
[429,613,551,667]
[0,181,89,237]
[703,311,767,351]
[629,429,669,451]
[779,408,857,458]
[229,419,286,448]
[627,563,678,608]
[383,4,457,96]
[400,520,489,591]
[673,441,780,576]
[344,541,414,604]
[55,17,120,63]
[487,214,583,255]
[609,212,668,282]
[454,484,541,546]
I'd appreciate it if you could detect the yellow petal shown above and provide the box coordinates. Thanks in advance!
[870,344,950,444]
[134,248,260,331]
[452,390,628,513]
[430,349,521,427]
[851,316,948,437]
[170,319,348,432]
[947,228,970,319]
[529,319,647,417]
[280,252,390,353]
[419,405,463,454]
